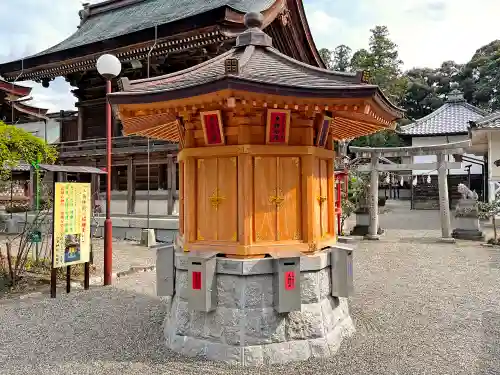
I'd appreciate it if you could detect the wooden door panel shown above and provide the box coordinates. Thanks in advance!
[217,157,238,241]
[319,159,329,237]
[277,157,302,241]
[313,157,322,240]
[253,156,277,242]
[196,158,218,241]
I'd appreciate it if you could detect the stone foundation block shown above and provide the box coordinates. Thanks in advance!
[163,250,355,365]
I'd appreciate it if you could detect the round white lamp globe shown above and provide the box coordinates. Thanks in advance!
[96,54,121,80]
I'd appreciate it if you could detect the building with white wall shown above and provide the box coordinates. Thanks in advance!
[14,115,61,144]
[400,89,487,209]
[469,112,500,203]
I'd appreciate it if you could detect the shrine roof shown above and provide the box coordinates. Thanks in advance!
[30,0,274,59]
[118,47,367,96]
[470,111,500,129]
[0,80,49,121]
[108,12,404,142]
[111,20,401,118]
[0,79,32,98]
[400,89,487,136]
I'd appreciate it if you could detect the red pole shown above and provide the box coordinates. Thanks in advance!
[104,79,113,286]
[336,179,342,235]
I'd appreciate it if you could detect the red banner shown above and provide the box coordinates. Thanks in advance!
[268,111,287,143]
[192,271,202,290]
[204,113,222,145]
[284,271,296,290]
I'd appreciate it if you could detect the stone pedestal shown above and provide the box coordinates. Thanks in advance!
[452,199,484,241]
[350,210,383,237]
[163,251,355,365]
[140,228,157,247]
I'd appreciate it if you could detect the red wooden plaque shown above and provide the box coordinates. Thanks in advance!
[284,271,296,290]
[201,110,225,146]
[192,271,202,290]
[266,109,290,144]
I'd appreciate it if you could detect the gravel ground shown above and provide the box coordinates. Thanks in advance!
[0,236,157,276]
[0,201,499,374]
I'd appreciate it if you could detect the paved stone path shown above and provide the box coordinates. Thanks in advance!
[0,201,499,374]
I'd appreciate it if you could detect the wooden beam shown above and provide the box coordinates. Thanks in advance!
[350,140,471,157]
[357,162,463,172]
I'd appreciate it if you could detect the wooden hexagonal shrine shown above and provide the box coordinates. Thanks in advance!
[108,14,403,259]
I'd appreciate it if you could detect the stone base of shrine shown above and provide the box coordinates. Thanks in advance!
[452,228,485,241]
[350,225,384,237]
[163,252,355,366]
[350,212,383,237]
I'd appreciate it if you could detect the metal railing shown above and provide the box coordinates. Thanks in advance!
[55,135,178,157]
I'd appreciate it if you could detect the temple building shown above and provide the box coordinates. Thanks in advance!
[469,112,500,203]
[400,88,487,209]
[0,0,323,217]
[0,79,48,125]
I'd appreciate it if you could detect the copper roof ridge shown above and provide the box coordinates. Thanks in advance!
[237,45,255,71]
[264,46,359,80]
[86,0,148,18]
[121,49,235,90]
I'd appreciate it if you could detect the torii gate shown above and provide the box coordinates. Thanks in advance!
[350,140,470,241]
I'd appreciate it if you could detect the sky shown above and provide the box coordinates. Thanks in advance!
[0,0,498,112]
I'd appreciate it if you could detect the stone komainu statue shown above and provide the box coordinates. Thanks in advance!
[457,183,478,200]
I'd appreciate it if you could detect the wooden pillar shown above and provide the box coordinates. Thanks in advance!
[167,156,175,215]
[302,154,317,246]
[185,158,196,243]
[158,163,166,190]
[238,154,253,246]
[111,169,119,191]
[77,107,83,141]
[172,160,177,212]
[179,160,184,236]
[437,152,451,238]
[368,154,379,238]
[127,157,136,214]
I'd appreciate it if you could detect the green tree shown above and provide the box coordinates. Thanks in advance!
[319,48,333,69]
[350,26,408,104]
[400,61,464,121]
[332,44,352,72]
[461,40,500,111]
[0,121,57,177]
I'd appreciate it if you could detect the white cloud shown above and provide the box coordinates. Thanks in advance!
[307,0,500,69]
[1,0,499,111]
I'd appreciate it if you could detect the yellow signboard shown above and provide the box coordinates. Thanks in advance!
[52,182,91,268]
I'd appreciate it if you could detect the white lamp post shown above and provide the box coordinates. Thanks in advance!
[96,53,121,286]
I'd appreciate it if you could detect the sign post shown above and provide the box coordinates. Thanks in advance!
[50,177,92,298]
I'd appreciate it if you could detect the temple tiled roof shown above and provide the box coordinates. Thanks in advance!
[470,111,500,129]
[121,46,364,94]
[109,13,404,142]
[112,13,403,119]
[400,90,487,136]
[30,0,275,59]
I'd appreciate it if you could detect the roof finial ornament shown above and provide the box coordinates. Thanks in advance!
[447,82,465,103]
[244,12,264,29]
[78,3,91,29]
[235,12,273,48]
